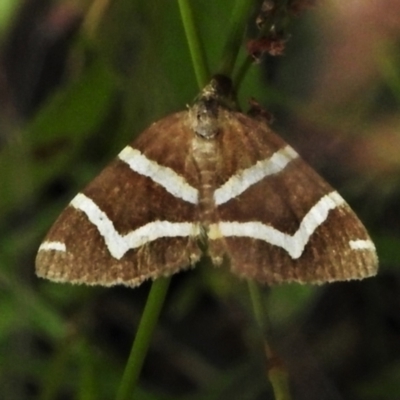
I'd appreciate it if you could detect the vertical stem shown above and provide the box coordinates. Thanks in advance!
[178,0,210,88]
[247,281,293,400]
[39,336,72,400]
[116,277,171,400]
[78,339,96,400]
[218,0,255,79]
[233,55,253,90]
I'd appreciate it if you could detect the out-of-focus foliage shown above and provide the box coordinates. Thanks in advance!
[1,1,399,399]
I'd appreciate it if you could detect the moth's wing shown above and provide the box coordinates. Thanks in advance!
[209,111,378,284]
[36,113,202,287]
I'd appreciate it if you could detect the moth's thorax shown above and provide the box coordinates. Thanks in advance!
[186,97,225,226]
[191,132,219,226]
[188,99,223,139]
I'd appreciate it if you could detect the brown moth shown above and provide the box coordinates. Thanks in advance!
[36,76,378,287]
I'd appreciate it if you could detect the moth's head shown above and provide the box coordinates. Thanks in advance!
[188,75,236,139]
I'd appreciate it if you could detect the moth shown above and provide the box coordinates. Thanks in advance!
[36,76,378,287]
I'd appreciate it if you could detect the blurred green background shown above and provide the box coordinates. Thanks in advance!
[1,1,400,399]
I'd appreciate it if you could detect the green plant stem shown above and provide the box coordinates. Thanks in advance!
[39,336,72,400]
[218,0,254,80]
[233,56,253,90]
[78,339,96,400]
[116,277,171,400]
[247,280,269,333]
[178,0,210,88]
[247,281,292,400]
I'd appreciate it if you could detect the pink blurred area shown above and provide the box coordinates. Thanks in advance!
[313,0,400,106]
[291,0,400,182]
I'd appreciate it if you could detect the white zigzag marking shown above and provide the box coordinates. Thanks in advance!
[214,145,298,205]
[40,192,372,260]
[39,144,372,260]
[208,192,345,259]
[70,193,199,259]
[349,239,375,251]
[39,241,66,252]
[69,192,346,260]
[119,146,297,206]
[118,146,199,204]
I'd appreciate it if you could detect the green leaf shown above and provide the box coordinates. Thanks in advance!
[0,57,118,217]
